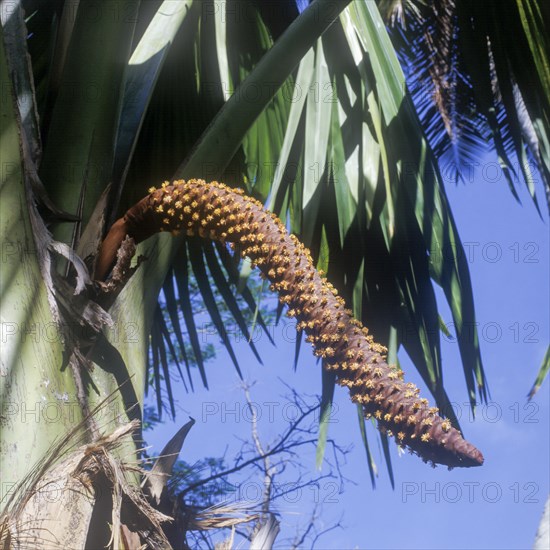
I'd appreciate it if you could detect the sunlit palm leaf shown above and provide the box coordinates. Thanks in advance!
[109,0,194,224]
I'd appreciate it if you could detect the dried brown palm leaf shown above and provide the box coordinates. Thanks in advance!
[3,417,171,550]
[187,501,259,531]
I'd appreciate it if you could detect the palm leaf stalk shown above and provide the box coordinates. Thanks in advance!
[95,179,483,469]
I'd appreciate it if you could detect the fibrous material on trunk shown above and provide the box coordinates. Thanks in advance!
[0,420,171,549]
[96,179,483,468]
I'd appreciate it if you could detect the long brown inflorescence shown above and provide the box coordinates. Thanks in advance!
[95,179,483,468]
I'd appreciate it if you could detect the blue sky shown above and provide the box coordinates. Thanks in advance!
[145,154,549,549]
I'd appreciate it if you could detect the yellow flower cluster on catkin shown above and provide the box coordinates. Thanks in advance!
[96,179,483,468]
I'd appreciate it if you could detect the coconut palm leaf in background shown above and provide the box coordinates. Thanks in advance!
[380,0,550,210]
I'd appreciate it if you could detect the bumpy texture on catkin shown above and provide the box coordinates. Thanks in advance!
[95,179,483,468]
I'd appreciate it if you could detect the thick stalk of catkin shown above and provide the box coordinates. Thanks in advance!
[95,179,483,468]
